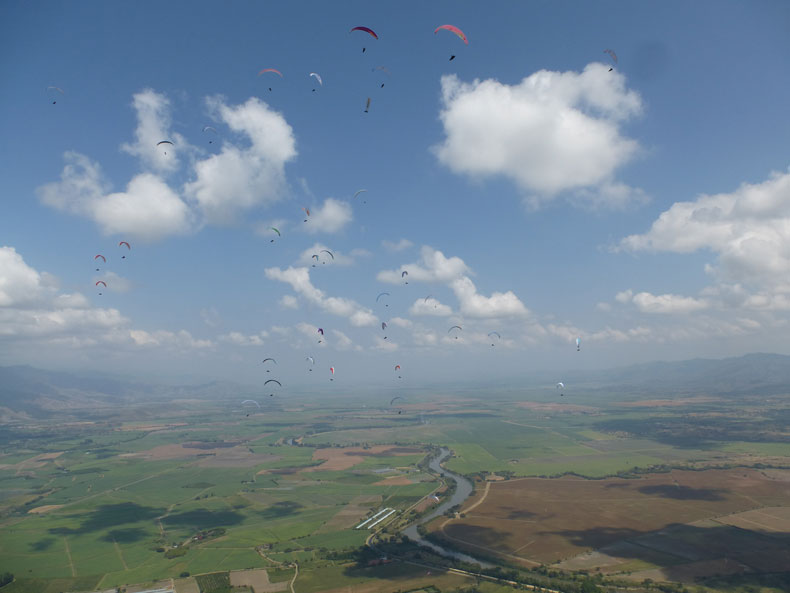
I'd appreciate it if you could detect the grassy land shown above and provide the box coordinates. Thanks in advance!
[1,388,789,592]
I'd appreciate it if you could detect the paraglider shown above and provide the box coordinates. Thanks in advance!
[435,24,468,60]
[202,126,218,143]
[556,382,565,396]
[311,254,319,267]
[390,395,404,413]
[303,207,310,222]
[350,26,378,39]
[309,72,323,90]
[329,366,335,381]
[353,189,368,203]
[270,227,281,243]
[258,68,283,91]
[318,328,324,343]
[119,241,130,259]
[448,325,462,339]
[376,292,390,307]
[395,364,401,379]
[95,280,106,295]
[364,97,371,113]
[381,321,388,339]
[402,270,408,284]
[94,254,105,271]
[156,140,173,155]
[47,86,65,104]
[488,331,501,346]
[262,358,276,372]
[603,49,617,71]
[306,356,315,371]
[350,26,377,52]
[576,337,581,352]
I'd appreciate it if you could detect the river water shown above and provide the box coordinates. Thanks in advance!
[402,448,492,567]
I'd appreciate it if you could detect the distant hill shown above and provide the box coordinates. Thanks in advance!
[2,353,789,420]
[0,365,253,420]
[564,352,790,397]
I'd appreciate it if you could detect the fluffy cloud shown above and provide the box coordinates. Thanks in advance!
[265,266,377,327]
[378,246,470,284]
[219,331,267,346]
[382,238,413,252]
[38,153,191,241]
[379,246,528,319]
[94,173,192,239]
[617,289,710,314]
[450,276,529,318]
[621,168,790,285]
[409,296,453,317]
[130,329,212,349]
[303,198,353,234]
[434,65,643,206]
[0,246,211,352]
[40,92,297,240]
[185,97,296,224]
[120,89,185,173]
[0,247,52,307]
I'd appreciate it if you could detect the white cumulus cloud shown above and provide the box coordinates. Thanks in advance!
[265,266,377,327]
[303,198,353,234]
[434,65,643,206]
[185,97,297,224]
[120,89,185,174]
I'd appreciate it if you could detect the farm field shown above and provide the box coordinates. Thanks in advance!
[1,384,789,592]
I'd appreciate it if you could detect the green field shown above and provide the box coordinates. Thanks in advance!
[1,387,789,593]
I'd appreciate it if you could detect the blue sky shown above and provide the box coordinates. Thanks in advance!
[1,1,789,387]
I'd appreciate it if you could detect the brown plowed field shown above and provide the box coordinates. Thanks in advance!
[433,468,790,570]
[304,445,423,472]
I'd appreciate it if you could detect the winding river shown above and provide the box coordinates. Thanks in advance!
[402,448,492,567]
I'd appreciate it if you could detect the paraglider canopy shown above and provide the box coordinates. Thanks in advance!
[350,26,378,39]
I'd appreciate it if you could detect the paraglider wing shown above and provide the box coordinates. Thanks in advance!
[353,189,368,199]
[603,49,618,64]
[241,399,261,408]
[320,249,334,260]
[576,337,581,351]
[329,366,335,374]
[271,227,281,236]
[47,86,65,103]
[448,325,462,333]
[309,72,323,86]
[381,322,387,330]
[202,126,217,133]
[434,24,468,44]
[350,26,378,39]
[264,379,282,387]
[394,365,400,371]
[95,280,107,287]
[156,140,174,146]
[258,68,283,77]
[389,396,403,406]
[262,358,276,364]
[119,241,130,249]
[94,254,106,262]
[376,292,390,302]
[317,328,324,335]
